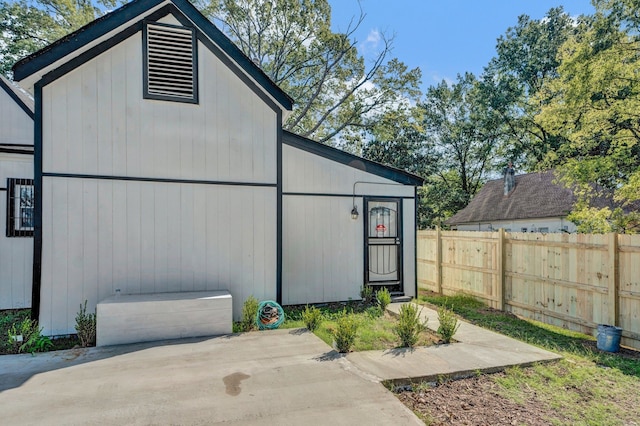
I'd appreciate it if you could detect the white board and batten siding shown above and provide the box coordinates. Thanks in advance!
[0,84,33,146]
[282,143,417,305]
[0,82,34,310]
[39,21,278,335]
[0,153,34,310]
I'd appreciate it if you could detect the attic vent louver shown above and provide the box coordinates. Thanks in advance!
[144,22,198,103]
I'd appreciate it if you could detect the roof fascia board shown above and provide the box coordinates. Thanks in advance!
[13,0,165,81]
[0,75,34,118]
[282,131,424,186]
[30,5,283,116]
[170,0,292,112]
[13,0,168,91]
[12,0,293,112]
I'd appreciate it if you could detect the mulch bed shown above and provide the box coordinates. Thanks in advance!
[396,373,563,426]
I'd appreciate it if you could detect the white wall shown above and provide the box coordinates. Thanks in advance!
[39,178,275,335]
[0,153,34,309]
[39,16,278,335]
[282,144,417,305]
[0,87,33,145]
[454,217,576,233]
[0,84,34,310]
[283,144,414,197]
[42,35,277,183]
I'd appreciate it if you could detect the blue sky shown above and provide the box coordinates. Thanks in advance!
[328,1,596,93]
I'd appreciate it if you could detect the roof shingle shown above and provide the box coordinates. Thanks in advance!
[446,171,576,225]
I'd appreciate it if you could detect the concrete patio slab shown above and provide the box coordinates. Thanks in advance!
[0,302,563,424]
[0,329,422,425]
[346,302,562,385]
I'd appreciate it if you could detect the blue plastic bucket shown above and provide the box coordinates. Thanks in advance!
[596,324,623,353]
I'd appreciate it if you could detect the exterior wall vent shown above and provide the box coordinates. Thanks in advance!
[144,22,198,103]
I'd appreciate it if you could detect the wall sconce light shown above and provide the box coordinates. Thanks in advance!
[351,182,359,219]
[351,205,359,220]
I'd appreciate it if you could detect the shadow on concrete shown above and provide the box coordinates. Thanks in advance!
[313,350,343,362]
[381,347,417,358]
[288,328,309,336]
[0,335,223,393]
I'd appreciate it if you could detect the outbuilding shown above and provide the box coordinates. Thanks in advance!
[12,0,423,336]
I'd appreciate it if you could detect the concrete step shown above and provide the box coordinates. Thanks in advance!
[391,295,412,303]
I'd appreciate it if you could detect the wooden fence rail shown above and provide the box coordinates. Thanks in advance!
[417,229,640,350]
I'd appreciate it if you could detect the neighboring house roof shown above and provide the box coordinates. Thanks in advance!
[446,171,576,225]
[11,0,293,112]
[0,74,34,119]
[283,131,424,186]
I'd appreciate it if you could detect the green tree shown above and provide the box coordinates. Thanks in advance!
[418,73,499,227]
[0,0,117,75]
[203,0,421,143]
[482,7,579,169]
[361,105,433,176]
[536,0,640,233]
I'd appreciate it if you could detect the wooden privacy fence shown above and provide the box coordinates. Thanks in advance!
[417,229,640,350]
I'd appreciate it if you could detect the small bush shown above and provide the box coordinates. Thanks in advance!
[376,288,392,311]
[333,310,359,353]
[241,296,260,332]
[360,285,374,303]
[301,305,323,331]
[75,300,97,347]
[437,305,460,343]
[6,317,52,354]
[366,305,384,319]
[394,304,427,348]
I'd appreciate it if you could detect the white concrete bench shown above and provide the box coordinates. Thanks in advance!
[96,290,232,346]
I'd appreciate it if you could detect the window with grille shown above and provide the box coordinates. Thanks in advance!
[6,178,34,237]
[143,22,198,103]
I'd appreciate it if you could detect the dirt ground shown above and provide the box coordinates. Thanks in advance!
[396,372,559,425]
[396,344,640,426]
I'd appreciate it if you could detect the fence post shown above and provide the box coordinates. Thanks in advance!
[496,228,505,311]
[608,232,619,326]
[435,226,442,295]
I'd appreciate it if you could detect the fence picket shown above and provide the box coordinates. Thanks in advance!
[417,230,640,350]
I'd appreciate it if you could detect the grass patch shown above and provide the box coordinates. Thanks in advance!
[418,291,640,376]
[283,302,437,351]
[417,291,640,425]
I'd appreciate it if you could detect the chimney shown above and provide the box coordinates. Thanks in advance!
[504,162,515,195]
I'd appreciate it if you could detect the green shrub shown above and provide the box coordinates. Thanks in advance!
[376,288,392,311]
[360,285,374,303]
[437,305,460,343]
[75,300,97,347]
[366,305,384,319]
[6,317,52,354]
[241,296,260,332]
[301,305,323,331]
[333,310,359,353]
[394,304,427,348]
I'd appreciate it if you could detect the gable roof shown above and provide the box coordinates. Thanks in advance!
[446,171,576,225]
[283,131,424,186]
[0,74,34,119]
[11,0,293,111]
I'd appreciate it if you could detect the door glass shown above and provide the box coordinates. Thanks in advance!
[368,202,397,238]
